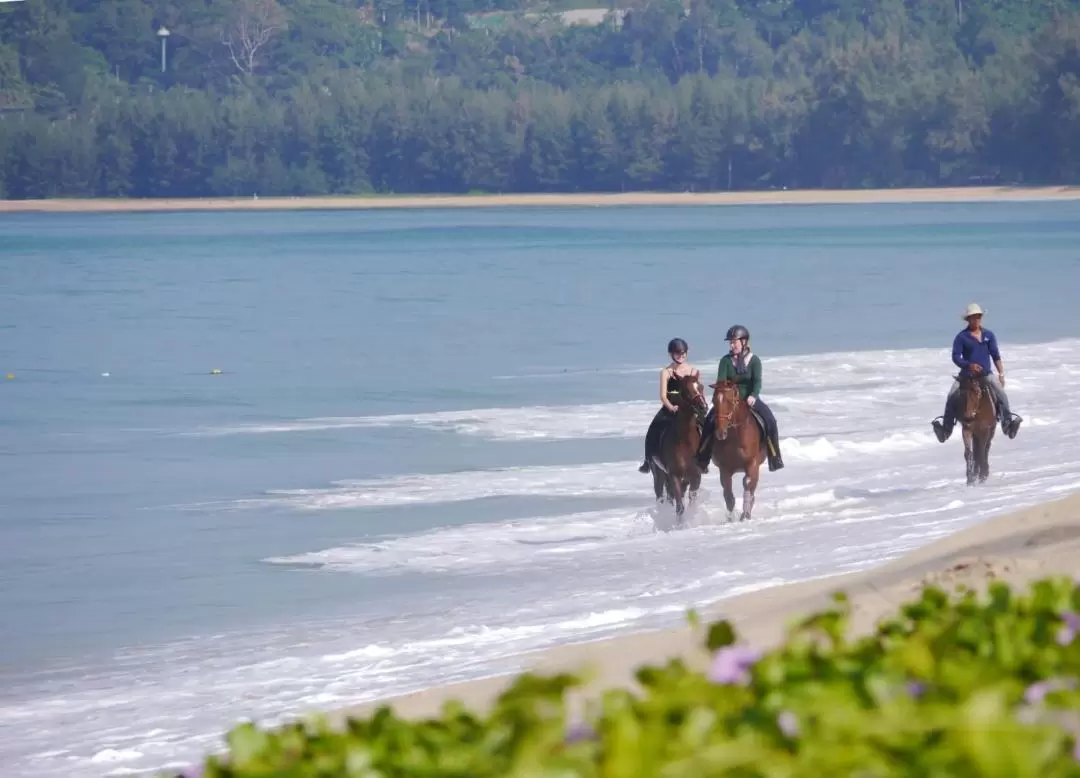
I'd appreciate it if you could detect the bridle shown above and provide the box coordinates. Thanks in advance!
[713,382,745,440]
[673,375,708,420]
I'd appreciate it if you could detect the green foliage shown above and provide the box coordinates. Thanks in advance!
[173,576,1080,777]
[1,0,1080,195]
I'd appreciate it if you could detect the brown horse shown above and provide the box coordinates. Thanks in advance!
[957,372,996,486]
[708,379,768,521]
[650,373,709,524]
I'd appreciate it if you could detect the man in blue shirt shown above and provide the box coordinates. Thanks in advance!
[932,303,1021,442]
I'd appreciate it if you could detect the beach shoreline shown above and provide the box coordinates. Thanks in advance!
[323,492,1080,725]
[2,185,1080,213]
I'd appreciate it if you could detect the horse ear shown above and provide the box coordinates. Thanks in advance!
[707,382,720,389]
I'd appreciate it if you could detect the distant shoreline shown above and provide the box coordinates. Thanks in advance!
[2,186,1080,214]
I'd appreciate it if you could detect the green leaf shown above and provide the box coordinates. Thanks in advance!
[705,620,736,651]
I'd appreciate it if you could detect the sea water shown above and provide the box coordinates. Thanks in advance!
[2,201,1080,777]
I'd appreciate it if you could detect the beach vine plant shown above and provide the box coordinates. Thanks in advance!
[174,575,1080,777]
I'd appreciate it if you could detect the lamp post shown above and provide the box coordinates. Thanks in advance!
[157,26,170,73]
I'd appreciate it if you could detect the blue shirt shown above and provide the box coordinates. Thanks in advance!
[952,328,1001,373]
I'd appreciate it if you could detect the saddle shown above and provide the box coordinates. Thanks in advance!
[749,408,768,440]
[696,408,770,453]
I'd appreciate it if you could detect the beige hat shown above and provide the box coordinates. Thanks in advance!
[962,303,985,319]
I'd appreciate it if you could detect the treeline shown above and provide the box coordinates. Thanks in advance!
[0,0,1079,198]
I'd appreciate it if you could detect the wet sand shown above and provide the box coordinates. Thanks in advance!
[330,492,1080,723]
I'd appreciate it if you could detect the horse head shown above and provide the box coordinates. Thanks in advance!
[671,373,708,420]
[957,372,986,423]
[708,379,743,440]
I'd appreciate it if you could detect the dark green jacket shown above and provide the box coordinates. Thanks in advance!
[716,353,762,401]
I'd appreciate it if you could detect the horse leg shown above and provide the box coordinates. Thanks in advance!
[741,461,760,521]
[688,466,702,506]
[962,426,976,486]
[978,431,993,483]
[668,473,685,525]
[719,468,736,520]
[651,466,665,503]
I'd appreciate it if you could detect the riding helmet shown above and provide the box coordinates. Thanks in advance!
[725,325,750,342]
[667,338,689,355]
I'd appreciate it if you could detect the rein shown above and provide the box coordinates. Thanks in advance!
[714,386,748,436]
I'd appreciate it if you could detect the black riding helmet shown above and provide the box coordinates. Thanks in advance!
[667,338,689,355]
[725,325,749,342]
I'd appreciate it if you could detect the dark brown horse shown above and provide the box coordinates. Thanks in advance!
[650,373,709,524]
[957,372,996,486]
[708,379,768,521]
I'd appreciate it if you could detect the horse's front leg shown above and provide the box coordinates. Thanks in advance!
[668,474,685,525]
[719,468,736,520]
[962,427,976,486]
[687,466,702,505]
[978,432,993,483]
[741,461,760,521]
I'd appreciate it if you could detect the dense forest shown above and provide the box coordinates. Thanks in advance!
[0,0,1078,198]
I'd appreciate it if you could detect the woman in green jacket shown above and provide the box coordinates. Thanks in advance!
[698,325,785,473]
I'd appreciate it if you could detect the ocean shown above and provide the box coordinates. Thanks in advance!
[2,200,1080,777]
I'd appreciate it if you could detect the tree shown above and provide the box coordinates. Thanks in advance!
[221,0,287,76]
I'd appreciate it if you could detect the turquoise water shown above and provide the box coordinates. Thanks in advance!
[3,201,1080,776]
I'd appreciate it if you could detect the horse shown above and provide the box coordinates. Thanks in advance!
[956,372,996,486]
[649,373,709,524]
[708,378,768,521]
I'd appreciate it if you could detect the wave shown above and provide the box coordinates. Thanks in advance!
[222,427,944,514]
[183,337,1080,444]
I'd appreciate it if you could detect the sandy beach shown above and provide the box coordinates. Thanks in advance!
[2,186,1080,213]
[333,491,1080,724]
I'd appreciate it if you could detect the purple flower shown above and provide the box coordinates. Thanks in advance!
[1057,612,1080,646]
[1073,740,1080,762]
[906,681,927,699]
[707,644,762,686]
[564,722,597,744]
[777,710,799,738]
[1024,678,1076,704]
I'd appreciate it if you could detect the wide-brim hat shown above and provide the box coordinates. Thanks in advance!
[962,303,985,320]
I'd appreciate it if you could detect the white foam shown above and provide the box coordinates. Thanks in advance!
[91,749,142,764]
[183,401,656,441]
[228,429,951,514]
[186,339,1080,444]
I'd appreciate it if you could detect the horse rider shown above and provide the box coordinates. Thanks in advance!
[697,325,785,473]
[638,338,704,473]
[932,303,1022,443]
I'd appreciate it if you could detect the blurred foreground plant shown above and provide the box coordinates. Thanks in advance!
[173,576,1080,777]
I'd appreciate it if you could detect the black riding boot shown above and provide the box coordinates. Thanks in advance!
[696,408,715,473]
[752,399,784,472]
[932,392,958,443]
[767,432,784,472]
[640,408,671,473]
